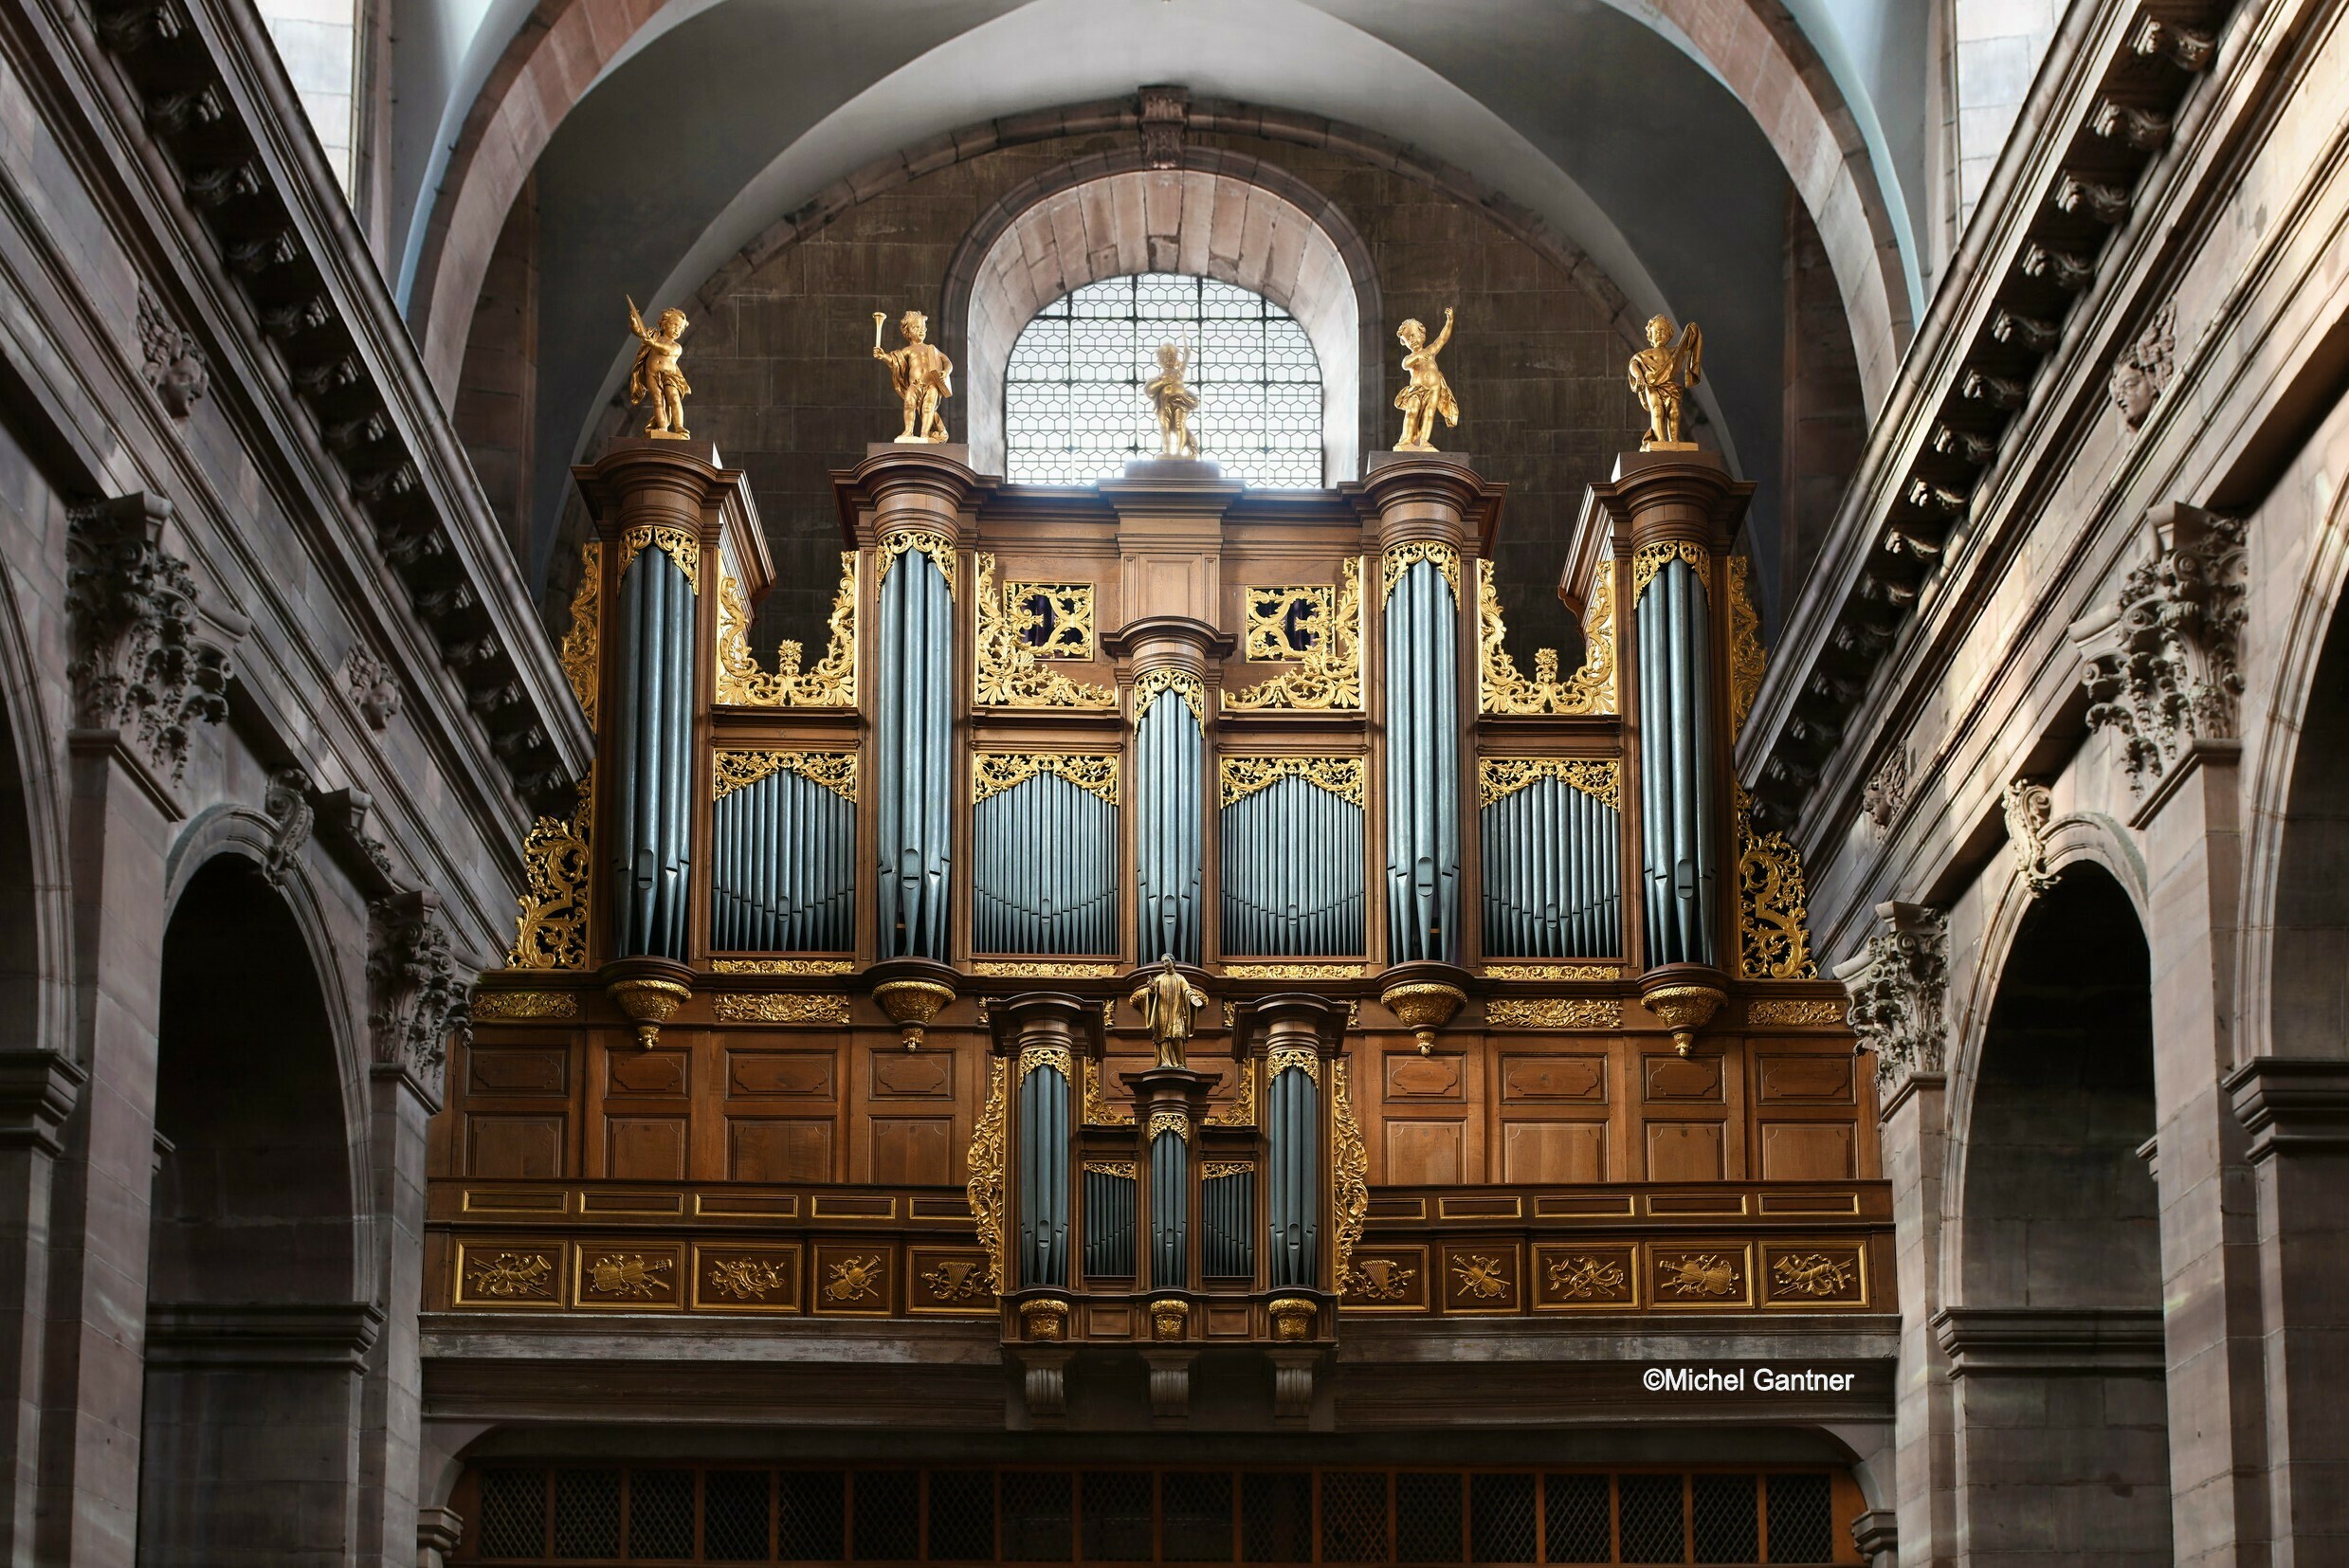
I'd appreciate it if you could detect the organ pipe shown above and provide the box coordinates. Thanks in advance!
[710,766,855,951]
[1266,1064,1320,1287]
[607,543,695,959]
[1636,557,1718,966]
[1202,1170,1252,1278]
[1017,1060,1070,1287]
[876,549,953,957]
[1083,1167,1136,1279]
[974,775,1119,955]
[1479,778,1622,957]
[1220,775,1364,956]
[1134,687,1205,963]
[1149,1124,1188,1289]
[1384,559,1462,962]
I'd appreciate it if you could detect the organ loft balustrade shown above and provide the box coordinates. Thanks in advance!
[446,431,1879,1428]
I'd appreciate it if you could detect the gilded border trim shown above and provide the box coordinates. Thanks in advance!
[1218,756,1364,808]
[1478,757,1620,810]
[713,749,857,803]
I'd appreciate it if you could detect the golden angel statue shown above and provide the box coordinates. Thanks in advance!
[626,296,691,440]
[1144,340,1201,459]
[1393,306,1458,451]
[1130,954,1208,1070]
[873,309,954,444]
[1629,314,1703,450]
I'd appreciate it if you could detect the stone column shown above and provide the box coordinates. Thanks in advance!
[0,1051,82,1560]
[1835,902,1955,1568]
[2227,1058,2349,1559]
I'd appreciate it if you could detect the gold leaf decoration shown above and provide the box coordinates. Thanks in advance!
[1736,785,1816,979]
[1546,1254,1629,1301]
[1224,558,1363,712]
[619,524,700,593]
[470,990,581,1022]
[1485,963,1620,981]
[713,749,857,802]
[557,541,600,726]
[1224,961,1364,980]
[715,553,857,707]
[967,1059,1008,1288]
[1133,666,1207,725]
[1332,1060,1369,1282]
[1242,585,1333,662]
[1268,1047,1322,1085]
[1204,1058,1257,1127]
[1005,581,1096,660]
[1083,1059,1135,1126]
[974,554,1114,709]
[1487,997,1621,1029]
[1748,997,1845,1026]
[1479,557,1615,716]
[877,529,955,590]
[464,1250,555,1300]
[972,752,1119,805]
[1083,1160,1137,1178]
[1018,1042,1073,1082]
[1631,540,1708,603]
[1218,756,1364,808]
[705,1256,792,1302]
[710,958,853,975]
[712,993,849,1024]
[1727,555,1765,739]
[1478,757,1620,810]
[1380,540,1461,603]
[1771,1251,1855,1298]
[507,773,592,970]
[972,959,1119,978]
[1146,1108,1190,1143]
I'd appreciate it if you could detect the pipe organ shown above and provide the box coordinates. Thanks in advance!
[464,439,1866,1424]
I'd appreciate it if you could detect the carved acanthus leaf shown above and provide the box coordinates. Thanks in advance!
[1832,903,1948,1100]
[2072,504,2246,793]
[2001,779,2057,896]
[260,767,313,886]
[66,492,235,782]
[368,889,469,1096]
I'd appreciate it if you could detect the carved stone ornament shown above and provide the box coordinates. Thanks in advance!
[2109,301,2176,429]
[1861,747,1910,841]
[2071,504,2247,793]
[1138,83,1189,169]
[260,767,313,886]
[2001,778,2057,897]
[1831,902,1948,1100]
[137,287,209,418]
[367,889,469,1094]
[66,492,236,781]
[345,645,401,732]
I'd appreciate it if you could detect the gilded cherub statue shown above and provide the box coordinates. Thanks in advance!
[1130,954,1207,1070]
[1393,307,1458,451]
[1145,340,1201,459]
[873,309,954,444]
[626,296,691,440]
[1629,314,1703,450]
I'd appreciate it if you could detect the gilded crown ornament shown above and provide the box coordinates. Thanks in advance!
[624,296,692,440]
[1393,306,1458,451]
[874,309,954,444]
[1628,314,1703,451]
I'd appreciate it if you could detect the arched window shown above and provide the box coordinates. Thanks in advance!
[1004,274,1322,487]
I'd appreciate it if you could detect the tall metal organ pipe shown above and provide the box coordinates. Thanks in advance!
[1016,1059,1070,1287]
[974,774,1118,954]
[1134,687,1204,963]
[1384,559,1462,962]
[1266,1063,1320,1287]
[1479,777,1622,957]
[1149,1125,1188,1288]
[710,765,855,951]
[876,548,953,957]
[1219,775,1365,956]
[1635,557,1718,966]
[607,543,695,959]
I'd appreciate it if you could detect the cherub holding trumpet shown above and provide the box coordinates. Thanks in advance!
[873,309,954,444]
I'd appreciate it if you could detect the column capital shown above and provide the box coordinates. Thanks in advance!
[0,1050,86,1156]
[1581,449,1754,555]
[1833,901,1950,1105]
[1355,452,1498,556]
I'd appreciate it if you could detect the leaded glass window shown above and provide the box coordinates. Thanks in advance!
[1005,274,1322,487]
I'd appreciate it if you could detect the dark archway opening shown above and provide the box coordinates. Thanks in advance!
[1949,866,2170,1564]
[137,856,367,1567]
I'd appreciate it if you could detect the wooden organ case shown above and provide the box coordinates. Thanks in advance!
[443,438,1884,1426]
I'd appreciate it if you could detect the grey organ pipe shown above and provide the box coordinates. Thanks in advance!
[1083,1167,1136,1279]
[974,774,1118,955]
[1134,688,1204,963]
[1479,778,1622,957]
[876,549,953,957]
[1219,775,1365,955]
[1149,1126,1188,1289]
[607,543,694,960]
[1202,1170,1252,1278]
[1266,1065,1320,1286]
[710,768,854,951]
[1636,557,1718,966]
[1016,1062,1069,1287]
[1384,560,1462,962]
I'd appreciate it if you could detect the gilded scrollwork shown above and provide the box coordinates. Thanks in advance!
[1747,998,1846,1026]
[1478,558,1616,716]
[1486,997,1620,1029]
[1332,1060,1369,1284]
[1132,665,1206,725]
[1485,963,1619,981]
[715,553,857,708]
[1242,585,1332,662]
[1018,1042,1073,1083]
[507,773,592,970]
[470,990,580,1022]
[1083,1059,1135,1126]
[1735,785,1816,979]
[1218,755,1364,808]
[713,749,857,803]
[1727,555,1765,739]
[712,993,849,1024]
[974,553,1114,709]
[1204,1058,1257,1127]
[1224,558,1363,712]
[1381,540,1461,603]
[967,1058,1008,1287]
[877,529,956,591]
[1478,757,1619,810]
[1005,581,1096,660]
[558,541,600,724]
[618,524,701,594]
[1630,540,1708,603]
[710,957,853,975]
[973,959,1119,978]
[1267,1047,1321,1085]
[1224,961,1363,980]
[1146,1108,1190,1143]
[972,751,1119,805]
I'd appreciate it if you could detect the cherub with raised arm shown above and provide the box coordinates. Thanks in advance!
[872,309,954,444]
[1628,314,1703,450]
[1144,340,1201,459]
[625,296,691,440]
[1393,307,1458,451]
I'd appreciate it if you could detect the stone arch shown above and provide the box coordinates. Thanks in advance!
[1939,863,2171,1565]
[137,847,375,1566]
[943,158,1375,484]
[0,553,72,1070]
[407,4,1909,411]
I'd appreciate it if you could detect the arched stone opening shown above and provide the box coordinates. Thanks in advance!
[137,856,372,1567]
[2269,599,2349,1059]
[1943,865,2171,1565]
[950,163,1371,485]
